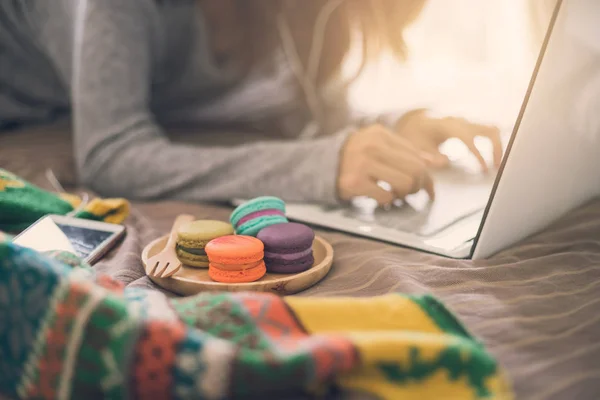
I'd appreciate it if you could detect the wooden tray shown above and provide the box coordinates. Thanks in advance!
[142,235,333,296]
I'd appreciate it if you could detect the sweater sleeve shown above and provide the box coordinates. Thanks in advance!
[67,0,348,205]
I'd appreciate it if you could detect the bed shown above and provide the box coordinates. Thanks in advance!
[2,124,599,399]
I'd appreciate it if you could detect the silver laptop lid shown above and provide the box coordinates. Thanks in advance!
[472,0,600,259]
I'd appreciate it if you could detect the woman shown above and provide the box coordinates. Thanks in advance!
[0,0,502,206]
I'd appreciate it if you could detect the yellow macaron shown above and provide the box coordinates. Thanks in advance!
[175,220,234,268]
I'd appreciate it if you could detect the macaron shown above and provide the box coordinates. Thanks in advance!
[230,196,288,236]
[205,235,266,283]
[257,222,315,274]
[175,220,234,268]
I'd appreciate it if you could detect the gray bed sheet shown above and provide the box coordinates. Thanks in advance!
[2,124,600,399]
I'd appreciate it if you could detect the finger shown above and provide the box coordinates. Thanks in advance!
[481,125,503,167]
[410,140,440,163]
[379,126,443,172]
[423,172,436,201]
[381,128,422,154]
[360,182,395,206]
[421,149,450,168]
[410,168,435,200]
[368,161,418,197]
[434,153,450,168]
[452,122,501,170]
[374,139,428,177]
[464,139,488,173]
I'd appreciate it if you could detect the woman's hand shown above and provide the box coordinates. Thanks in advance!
[337,124,435,206]
[395,109,504,172]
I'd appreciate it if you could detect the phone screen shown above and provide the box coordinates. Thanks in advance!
[13,216,122,262]
[55,223,114,259]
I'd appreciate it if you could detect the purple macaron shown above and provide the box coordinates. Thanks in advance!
[257,222,315,274]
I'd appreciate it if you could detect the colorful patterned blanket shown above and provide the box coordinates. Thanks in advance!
[0,240,512,399]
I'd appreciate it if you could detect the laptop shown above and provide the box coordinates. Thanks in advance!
[237,0,600,259]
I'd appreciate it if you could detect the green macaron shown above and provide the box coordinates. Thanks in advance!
[230,196,288,236]
[176,220,234,268]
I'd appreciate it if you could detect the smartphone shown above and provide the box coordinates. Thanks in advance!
[12,214,126,265]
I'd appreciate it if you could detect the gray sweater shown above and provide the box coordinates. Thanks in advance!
[0,0,359,205]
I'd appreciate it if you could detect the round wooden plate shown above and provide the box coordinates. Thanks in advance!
[142,235,333,296]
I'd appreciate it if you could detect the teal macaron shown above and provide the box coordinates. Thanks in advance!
[230,196,288,236]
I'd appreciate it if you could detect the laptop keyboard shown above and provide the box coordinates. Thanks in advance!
[344,197,486,237]
[343,160,498,237]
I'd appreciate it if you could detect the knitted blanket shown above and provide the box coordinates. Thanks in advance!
[0,169,129,232]
[0,240,512,400]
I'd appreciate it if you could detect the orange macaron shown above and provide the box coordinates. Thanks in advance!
[205,235,266,283]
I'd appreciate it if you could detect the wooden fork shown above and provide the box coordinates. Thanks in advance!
[146,214,195,278]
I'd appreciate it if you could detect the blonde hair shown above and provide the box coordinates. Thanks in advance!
[203,0,427,85]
